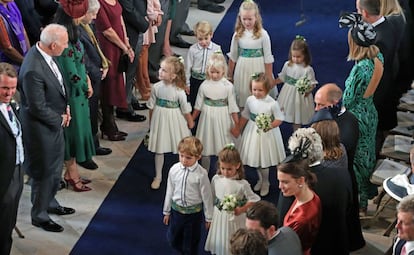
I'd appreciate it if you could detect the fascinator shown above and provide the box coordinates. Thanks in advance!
[339,12,376,47]
[59,0,88,18]
[281,137,312,164]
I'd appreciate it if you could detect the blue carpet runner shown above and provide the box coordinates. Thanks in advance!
[71,0,355,254]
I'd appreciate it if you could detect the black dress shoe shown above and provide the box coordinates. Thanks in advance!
[198,3,225,13]
[32,220,64,232]
[116,110,146,122]
[180,30,195,36]
[170,39,192,48]
[131,102,149,111]
[95,147,112,155]
[212,0,225,3]
[47,206,76,215]
[78,159,99,170]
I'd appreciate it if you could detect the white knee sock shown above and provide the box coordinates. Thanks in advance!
[154,153,164,180]
[261,168,270,185]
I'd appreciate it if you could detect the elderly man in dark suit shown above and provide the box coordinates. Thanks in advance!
[19,24,74,233]
[0,62,24,255]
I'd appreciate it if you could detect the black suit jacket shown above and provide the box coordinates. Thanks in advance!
[79,24,103,87]
[19,45,67,179]
[118,0,149,47]
[0,105,19,200]
[373,17,401,130]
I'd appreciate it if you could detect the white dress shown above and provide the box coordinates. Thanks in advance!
[147,81,192,153]
[277,61,318,124]
[228,29,274,107]
[194,78,239,156]
[239,95,286,168]
[205,174,261,255]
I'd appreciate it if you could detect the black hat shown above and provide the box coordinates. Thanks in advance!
[339,12,376,47]
[309,107,334,125]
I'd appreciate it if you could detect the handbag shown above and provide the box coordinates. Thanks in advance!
[117,54,129,73]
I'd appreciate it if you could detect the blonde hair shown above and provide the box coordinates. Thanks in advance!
[380,0,404,18]
[288,37,312,66]
[161,56,187,90]
[177,136,203,158]
[234,0,262,40]
[311,120,343,161]
[347,30,380,61]
[249,72,271,94]
[206,52,227,80]
[216,145,245,179]
[194,20,213,37]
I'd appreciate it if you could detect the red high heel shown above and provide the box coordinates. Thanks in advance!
[64,177,91,185]
[65,178,92,192]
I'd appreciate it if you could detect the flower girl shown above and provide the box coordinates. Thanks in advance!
[205,144,260,255]
[231,73,286,196]
[191,52,239,172]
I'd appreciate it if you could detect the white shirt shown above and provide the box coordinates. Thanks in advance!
[163,162,214,221]
[1,102,24,165]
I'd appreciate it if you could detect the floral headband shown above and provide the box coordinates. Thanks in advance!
[177,56,184,64]
[250,72,263,80]
[224,143,236,150]
[295,35,306,41]
[339,12,376,47]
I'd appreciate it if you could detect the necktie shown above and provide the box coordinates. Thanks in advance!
[201,48,208,74]
[6,104,13,122]
[50,59,66,95]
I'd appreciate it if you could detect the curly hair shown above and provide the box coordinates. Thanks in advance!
[288,127,323,164]
[234,0,263,40]
[161,56,187,90]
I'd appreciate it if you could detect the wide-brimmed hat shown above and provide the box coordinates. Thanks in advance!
[383,174,414,201]
[309,107,334,125]
[60,0,88,18]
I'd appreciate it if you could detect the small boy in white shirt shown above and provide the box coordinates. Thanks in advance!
[163,136,213,254]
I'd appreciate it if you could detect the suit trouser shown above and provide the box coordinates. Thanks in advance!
[0,165,23,255]
[89,78,101,149]
[31,163,62,223]
[169,0,191,43]
[125,33,143,112]
[148,0,170,79]
[167,210,202,255]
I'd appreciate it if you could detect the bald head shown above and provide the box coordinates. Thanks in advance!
[314,83,342,111]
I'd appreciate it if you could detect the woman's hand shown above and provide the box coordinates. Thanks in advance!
[101,67,109,80]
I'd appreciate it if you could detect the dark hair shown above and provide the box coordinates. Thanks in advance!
[54,7,80,43]
[246,201,279,229]
[230,228,268,255]
[277,159,317,189]
[288,37,312,66]
[358,0,381,15]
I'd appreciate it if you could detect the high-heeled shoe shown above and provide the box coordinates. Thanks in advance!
[101,131,126,141]
[117,131,128,136]
[65,178,92,192]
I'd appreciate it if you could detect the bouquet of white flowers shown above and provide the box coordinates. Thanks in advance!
[295,75,312,95]
[143,131,150,147]
[218,194,238,211]
[255,113,272,134]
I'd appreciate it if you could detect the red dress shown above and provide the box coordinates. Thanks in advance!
[95,0,127,108]
[283,192,322,255]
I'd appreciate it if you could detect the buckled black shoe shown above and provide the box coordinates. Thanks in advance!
[198,3,225,13]
[32,220,64,232]
[78,159,98,170]
[47,206,76,215]
[95,147,112,155]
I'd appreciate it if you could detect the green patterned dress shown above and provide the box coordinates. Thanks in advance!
[57,40,95,162]
[343,53,383,209]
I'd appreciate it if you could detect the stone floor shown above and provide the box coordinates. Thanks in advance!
[10,1,396,254]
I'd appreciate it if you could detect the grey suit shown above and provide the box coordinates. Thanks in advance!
[19,45,67,223]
